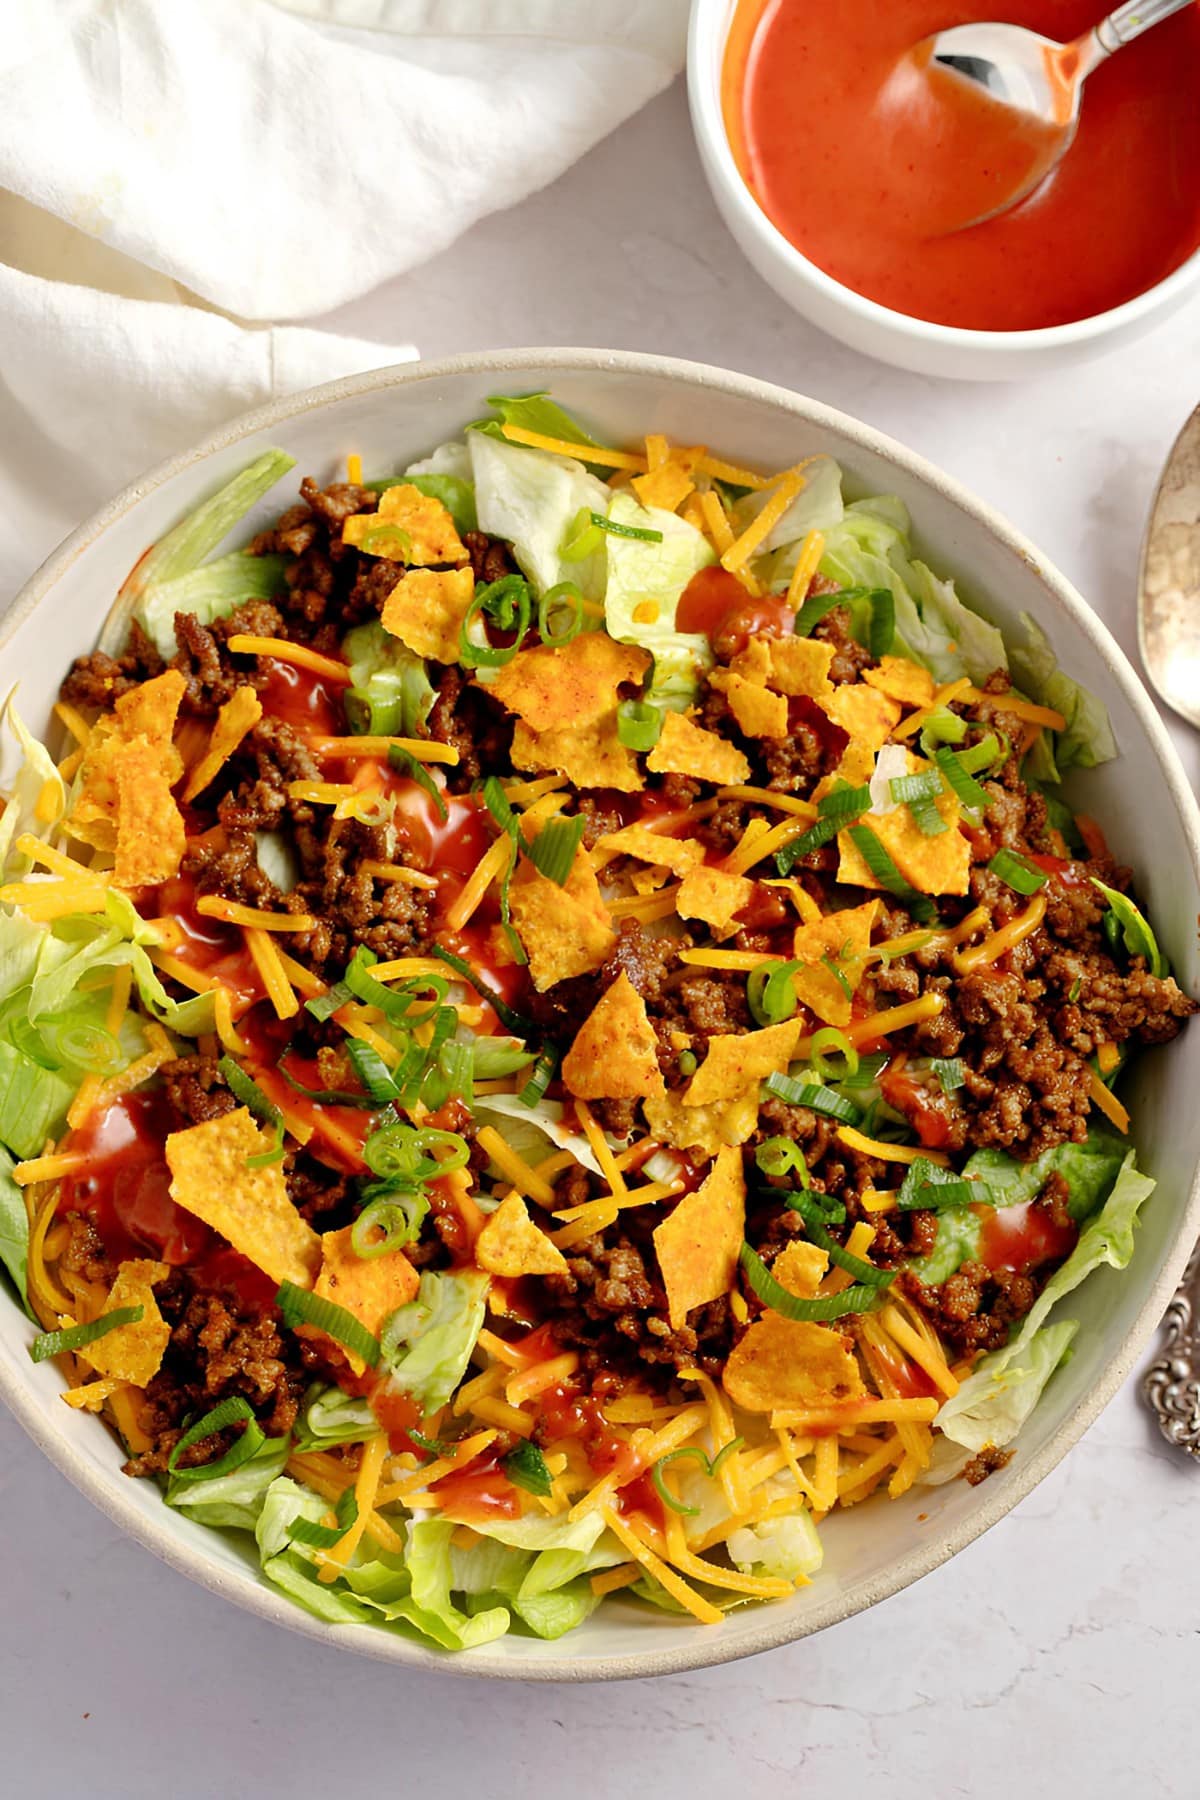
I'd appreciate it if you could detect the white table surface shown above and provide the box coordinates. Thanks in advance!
[4,76,1199,1800]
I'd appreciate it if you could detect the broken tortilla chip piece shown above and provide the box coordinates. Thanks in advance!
[381,565,475,664]
[510,715,642,793]
[114,669,186,772]
[643,1086,759,1160]
[183,686,262,803]
[489,633,650,732]
[676,864,754,934]
[723,1312,866,1413]
[508,848,616,989]
[771,1240,829,1298]
[653,1144,745,1330]
[67,669,188,854]
[709,669,788,740]
[748,636,836,701]
[561,971,663,1100]
[112,736,187,888]
[476,1194,569,1278]
[166,1108,322,1288]
[820,682,902,749]
[685,1018,801,1108]
[314,1225,419,1340]
[791,899,880,1026]
[594,822,704,879]
[343,483,468,566]
[632,459,695,513]
[646,710,751,786]
[863,656,936,709]
[837,757,970,895]
[78,1258,170,1387]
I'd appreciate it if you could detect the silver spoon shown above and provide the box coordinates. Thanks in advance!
[1140,402,1200,1452]
[927,0,1194,224]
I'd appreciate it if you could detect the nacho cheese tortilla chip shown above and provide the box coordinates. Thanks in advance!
[646,710,751,786]
[68,670,187,859]
[489,633,650,732]
[676,864,754,934]
[561,971,663,1100]
[508,848,616,989]
[510,715,642,793]
[183,686,262,803]
[838,754,970,896]
[343,483,468,566]
[685,1019,801,1108]
[708,669,788,740]
[314,1225,419,1339]
[112,736,187,888]
[594,822,704,879]
[791,899,880,1026]
[642,1086,759,1159]
[381,565,475,663]
[166,1108,322,1288]
[79,1257,170,1387]
[820,682,902,748]
[723,1312,866,1413]
[740,636,837,700]
[653,1144,745,1330]
[476,1194,569,1278]
[863,655,936,708]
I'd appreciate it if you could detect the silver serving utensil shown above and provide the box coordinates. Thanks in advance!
[1141,402,1200,1450]
[928,0,1193,224]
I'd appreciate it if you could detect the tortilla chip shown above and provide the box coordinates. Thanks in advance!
[653,1144,745,1329]
[595,822,705,879]
[511,714,642,793]
[837,758,970,896]
[183,686,262,803]
[632,460,694,513]
[646,710,751,786]
[343,483,468,566]
[791,899,880,1026]
[821,683,902,750]
[643,1086,759,1159]
[313,1225,419,1342]
[676,864,754,934]
[476,1194,569,1278]
[685,1018,801,1108]
[381,565,475,663]
[79,1258,170,1387]
[761,637,836,700]
[561,971,663,1100]
[490,633,650,732]
[508,848,616,990]
[723,1312,866,1413]
[863,655,935,708]
[67,670,187,853]
[112,736,186,888]
[166,1108,322,1288]
[772,1239,829,1298]
[709,670,788,740]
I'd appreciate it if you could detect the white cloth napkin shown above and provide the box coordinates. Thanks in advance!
[0,0,687,603]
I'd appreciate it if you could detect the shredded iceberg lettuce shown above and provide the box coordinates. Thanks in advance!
[379,1268,489,1413]
[0,699,66,879]
[603,491,714,716]
[469,430,610,600]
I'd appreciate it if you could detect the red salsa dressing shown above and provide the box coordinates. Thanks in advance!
[723,0,1200,330]
[976,1198,1077,1274]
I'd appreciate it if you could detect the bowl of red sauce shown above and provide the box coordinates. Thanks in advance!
[689,0,1200,378]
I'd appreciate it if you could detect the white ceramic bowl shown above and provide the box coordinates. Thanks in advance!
[2,349,1199,1681]
[687,0,1200,381]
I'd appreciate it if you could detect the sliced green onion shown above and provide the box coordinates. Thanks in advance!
[559,508,605,563]
[919,709,968,754]
[344,1040,401,1106]
[651,1439,747,1517]
[351,1189,429,1259]
[278,1061,377,1108]
[840,1051,888,1089]
[276,1280,381,1368]
[289,1486,360,1548]
[617,699,662,752]
[931,1057,966,1093]
[786,1192,894,1288]
[772,781,872,877]
[361,1122,470,1185]
[1091,879,1166,976]
[988,849,1048,896]
[774,817,836,876]
[1068,974,1083,1003]
[246,1120,286,1168]
[503,1441,553,1496]
[527,816,586,886]
[588,510,662,543]
[344,947,449,1025]
[809,1028,859,1082]
[518,1045,559,1107]
[933,747,987,810]
[754,1136,808,1181]
[41,1018,123,1074]
[357,522,412,560]
[167,1396,266,1482]
[820,782,872,823]
[218,1056,282,1125]
[537,581,584,646]
[30,1305,145,1365]
[458,573,532,669]
[431,945,538,1040]
[408,1429,451,1460]
[740,1245,881,1321]
[388,745,447,821]
[957,733,1004,774]
[847,824,936,924]
[429,1040,475,1109]
[896,1157,982,1212]
[889,771,947,837]
[792,590,847,638]
[821,952,855,1003]
[747,960,800,1027]
[867,590,895,658]
[762,1071,860,1124]
[305,980,353,1023]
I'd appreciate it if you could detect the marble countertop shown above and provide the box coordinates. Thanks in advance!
[4,76,1199,1800]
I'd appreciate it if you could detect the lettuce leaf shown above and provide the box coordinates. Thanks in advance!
[726,1510,824,1582]
[0,1041,77,1159]
[471,1094,605,1178]
[603,491,714,715]
[166,1433,290,1531]
[936,1152,1154,1450]
[1009,614,1116,771]
[404,437,473,482]
[391,1519,510,1650]
[136,553,288,661]
[0,699,66,879]
[963,1130,1128,1223]
[472,391,599,448]
[741,453,845,583]
[469,430,610,600]
[0,1143,31,1314]
[380,1268,489,1413]
[292,1383,377,1451]
[341,620,435,740]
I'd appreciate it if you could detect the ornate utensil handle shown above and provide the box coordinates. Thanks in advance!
[1143,1241,1200,1455]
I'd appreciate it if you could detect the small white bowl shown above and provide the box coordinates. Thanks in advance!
[687,0,1200,381]
[3,349,1200,1680]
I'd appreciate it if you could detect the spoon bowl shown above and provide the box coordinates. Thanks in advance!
[1139,401,1200,732]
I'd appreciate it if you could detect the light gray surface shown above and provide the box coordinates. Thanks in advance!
[3,75,1199,1797]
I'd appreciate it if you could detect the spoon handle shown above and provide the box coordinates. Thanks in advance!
[1096,0,1194,56]
[1143,1238,1200,1455]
